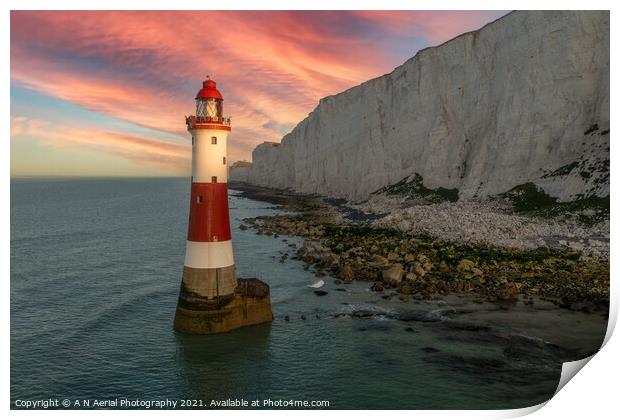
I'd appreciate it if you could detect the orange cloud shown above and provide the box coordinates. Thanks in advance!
[12,116,190,171]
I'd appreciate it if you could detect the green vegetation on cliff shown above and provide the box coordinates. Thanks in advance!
[376,174,459,203]
[501,182,609,225]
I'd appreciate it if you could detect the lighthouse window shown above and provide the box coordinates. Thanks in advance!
[192,136,194,145]
[211,136,217,144]
[223,157,226,165]
[196,195,203,204]
[211,176,218,183]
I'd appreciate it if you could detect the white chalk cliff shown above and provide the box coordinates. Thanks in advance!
[230,11,609,202]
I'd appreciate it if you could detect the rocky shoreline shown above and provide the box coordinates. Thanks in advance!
[231,183,610,315]
[349,191,609,254]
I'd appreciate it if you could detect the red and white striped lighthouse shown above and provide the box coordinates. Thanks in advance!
[174,77,272,334]
[178,78,236,306]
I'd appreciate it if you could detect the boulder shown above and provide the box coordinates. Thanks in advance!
[413,262,426,278]
[497,282,519,301]
[417,254,430,264]
[383,264,405,286]
[371,282,385,292]
[351,258,365,271]
[438,261,450,273]
[371,254,390,267]
[400,284,412,295]
[457,259,476,272]
[340,265,354,282]
[422,261,433,273]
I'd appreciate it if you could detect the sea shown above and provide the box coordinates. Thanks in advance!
[10,178,608,409]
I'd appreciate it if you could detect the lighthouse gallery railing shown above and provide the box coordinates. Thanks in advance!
[185,115,231,127]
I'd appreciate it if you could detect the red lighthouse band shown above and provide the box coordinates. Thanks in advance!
[187,183,231,242]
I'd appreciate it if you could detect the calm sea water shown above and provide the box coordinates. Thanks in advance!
[10,178,606,409]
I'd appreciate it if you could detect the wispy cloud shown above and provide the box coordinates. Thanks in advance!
[12,116,190,171]
[11,10,506,175]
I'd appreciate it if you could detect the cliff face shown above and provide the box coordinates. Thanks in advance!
[228,160,252,183]
[230,11,609,202]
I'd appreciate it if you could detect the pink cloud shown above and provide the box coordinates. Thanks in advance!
[11,10,505,172]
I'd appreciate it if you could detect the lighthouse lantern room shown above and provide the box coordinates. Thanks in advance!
[195,79,223,121]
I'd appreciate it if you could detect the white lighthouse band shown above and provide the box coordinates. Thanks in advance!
[190,127,229,183]
[184,239,234,269]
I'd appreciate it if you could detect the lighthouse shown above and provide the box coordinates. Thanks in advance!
[174,77,273,334]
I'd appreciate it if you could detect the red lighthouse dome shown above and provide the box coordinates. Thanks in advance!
[195,78,223,100]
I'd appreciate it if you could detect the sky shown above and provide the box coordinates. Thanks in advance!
[10,10,507,177]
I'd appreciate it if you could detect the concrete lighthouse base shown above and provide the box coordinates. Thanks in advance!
[174,278,273,334]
